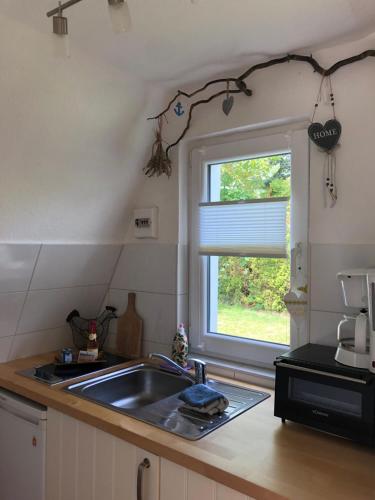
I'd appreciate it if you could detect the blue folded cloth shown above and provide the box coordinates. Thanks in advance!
[179,384,229,415]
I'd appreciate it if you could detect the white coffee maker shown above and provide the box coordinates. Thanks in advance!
[336,269,375,372]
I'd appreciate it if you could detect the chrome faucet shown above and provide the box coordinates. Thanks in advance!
[148,353,207,385]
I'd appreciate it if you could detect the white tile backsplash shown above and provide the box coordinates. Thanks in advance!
[111,244,177,294]
[0,244,40,293]
[17,285,107,335]
[142,340,171,357]
[177,294,188,330]
[0,243,130,362]
[0,292,27,338]
[9,326,73,360]
[310,310,343,346]
[2,240,372,362]
[310,243,375,314]
[0,336,13,362]
[108,289,177,345]
[30,244,122,290]
[177,244,188,295]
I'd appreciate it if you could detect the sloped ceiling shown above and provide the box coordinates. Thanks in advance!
[2,0,375,84]
[1,0,375,243]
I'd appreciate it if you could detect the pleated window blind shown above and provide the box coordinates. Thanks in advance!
[199,197,289,258]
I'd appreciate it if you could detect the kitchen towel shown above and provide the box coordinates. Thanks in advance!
[179,384,229,415]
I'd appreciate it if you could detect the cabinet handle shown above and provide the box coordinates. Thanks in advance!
[137,458,150,500]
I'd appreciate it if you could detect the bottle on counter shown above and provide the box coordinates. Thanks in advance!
[87,320,99,360]
[171,323,189,368]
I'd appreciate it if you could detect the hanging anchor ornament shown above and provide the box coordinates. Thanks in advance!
[222,81,234,116]
[174,101,185,117]
[308,75,341,207]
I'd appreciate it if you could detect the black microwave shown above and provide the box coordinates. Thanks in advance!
[274,343,375,446]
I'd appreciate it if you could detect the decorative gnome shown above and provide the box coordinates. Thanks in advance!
[172,324,189,368]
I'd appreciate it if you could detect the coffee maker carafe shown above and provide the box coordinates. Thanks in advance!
[336,269,375,371]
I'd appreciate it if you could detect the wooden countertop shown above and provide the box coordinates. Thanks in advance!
[1,354,375,500]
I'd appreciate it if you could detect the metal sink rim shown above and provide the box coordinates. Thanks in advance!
[64,362,270,440]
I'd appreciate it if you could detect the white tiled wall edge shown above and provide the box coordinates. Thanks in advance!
[0,244,40,293]
[111,243,178,294]
[0,243,122,361]
[310,243,375,314]
[30,244,122,290]
[310,310,343,346]
[177,244,188,295]
[4,241,366,361]
[107,242,185,356]
[0,336,13,363]
[17,285,108,335]
[309,243,375,346]
[0,292,27,338]
[108,289,177,345]
[142,340,172,357]
[9,326,73,360]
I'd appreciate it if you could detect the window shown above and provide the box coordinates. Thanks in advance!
[190,130,309,368]
[206,154,291,346]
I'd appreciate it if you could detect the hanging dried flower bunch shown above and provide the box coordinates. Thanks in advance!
[143,118,172,178]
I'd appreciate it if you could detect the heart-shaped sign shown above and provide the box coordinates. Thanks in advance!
[308,119,341,151]
[222,95,234,116]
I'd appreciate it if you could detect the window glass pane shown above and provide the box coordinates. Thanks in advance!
[207,153,291,346]
[209,256,290,345]
[210,153,291,202]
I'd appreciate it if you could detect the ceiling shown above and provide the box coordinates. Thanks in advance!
[2,0,375,84]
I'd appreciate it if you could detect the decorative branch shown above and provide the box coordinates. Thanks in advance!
[237,50,375,82]
[165,88,245,156]
[146,49,375,172]
[147,78,243,121]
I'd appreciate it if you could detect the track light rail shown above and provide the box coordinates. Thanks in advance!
[46,0,84,18]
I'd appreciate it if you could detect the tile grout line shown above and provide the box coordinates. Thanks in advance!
[0,283,114,295]
[311,308,346,314]
[12,324,70,339]
[2,244,124,360]
[110,287,180,297]
[27,282,111,293]
[101,244,125,313]
[8,243,43,360]
[107,244,125,289]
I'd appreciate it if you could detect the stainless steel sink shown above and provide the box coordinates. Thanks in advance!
[72,364,192,410]
[65,363,270,440]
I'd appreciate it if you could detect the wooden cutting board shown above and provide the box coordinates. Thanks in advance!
[116,293,143,359]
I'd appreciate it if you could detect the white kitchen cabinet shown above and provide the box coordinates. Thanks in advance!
[46,409,255,500]
[46,409,159,500]
[159,458,255,500]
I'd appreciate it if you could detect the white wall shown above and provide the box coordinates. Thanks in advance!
[134,32,375,245]
[129,32,375,348]
[0,10,160,243]
[0,8,167,359]
[2,6,375,359]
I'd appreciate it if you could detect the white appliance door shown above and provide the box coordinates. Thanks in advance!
[0,398,46,500]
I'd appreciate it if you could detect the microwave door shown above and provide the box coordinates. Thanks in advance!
[367,272,375,374]
[288,376,362,418]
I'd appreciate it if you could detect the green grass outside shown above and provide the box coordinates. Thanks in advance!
[216,304,290,345]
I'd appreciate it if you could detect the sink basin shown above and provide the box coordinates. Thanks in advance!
[65,362,270,440]
[73,364,192,410]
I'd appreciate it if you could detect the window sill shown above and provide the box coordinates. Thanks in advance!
[189,354,275,389]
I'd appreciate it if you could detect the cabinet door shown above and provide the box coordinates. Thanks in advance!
[46,409,159,500]
[160,458,254,500]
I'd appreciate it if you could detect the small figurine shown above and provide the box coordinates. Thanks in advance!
[172,323,189,368]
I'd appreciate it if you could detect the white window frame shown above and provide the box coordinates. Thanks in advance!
[189,129,309,368]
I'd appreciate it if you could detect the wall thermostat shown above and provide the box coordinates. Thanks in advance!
[133,207,158,239]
